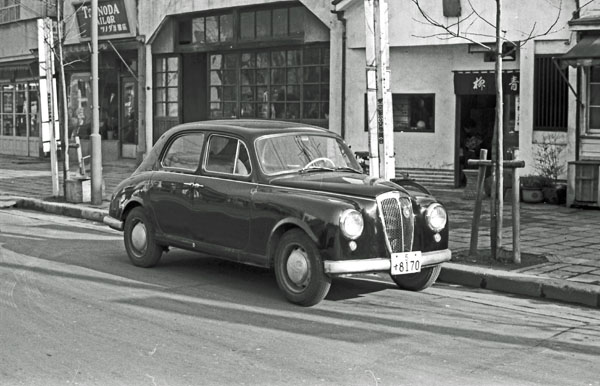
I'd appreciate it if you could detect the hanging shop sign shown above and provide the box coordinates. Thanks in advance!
[453,71,520,95]
[76,0,131,38]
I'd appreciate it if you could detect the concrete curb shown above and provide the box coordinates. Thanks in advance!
[10,196,108,223]
[5,195,600,309]
[439,263,600,308]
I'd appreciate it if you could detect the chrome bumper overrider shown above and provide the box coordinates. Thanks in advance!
[324,249,451,275]
[103,215,124,231]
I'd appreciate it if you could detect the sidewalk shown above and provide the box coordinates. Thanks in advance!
[1,154,599,308]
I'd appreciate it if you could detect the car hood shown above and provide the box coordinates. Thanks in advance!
[269,172,409,199]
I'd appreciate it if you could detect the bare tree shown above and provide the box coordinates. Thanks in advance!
[410,0,564,259]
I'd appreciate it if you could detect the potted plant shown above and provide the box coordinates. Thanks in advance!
[533,134,567,205]
[520,175,546,203]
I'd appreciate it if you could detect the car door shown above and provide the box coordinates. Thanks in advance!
[191,134,254,253]
[146,132,205,244]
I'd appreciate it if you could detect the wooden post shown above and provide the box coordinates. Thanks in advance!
[512,150,521,264]
[469,149,488,256]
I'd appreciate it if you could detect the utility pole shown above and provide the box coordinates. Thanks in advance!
[37,18,60,196]
[364,0,395,180]
[90,0,103,204]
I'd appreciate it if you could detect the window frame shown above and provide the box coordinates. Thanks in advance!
[0,0,20,25]
[203,133,252,178]
[154,55,181,118]
[160,132,206,173]
[365,93,436,133]
[533,55,568,132]
[587,65,600,134]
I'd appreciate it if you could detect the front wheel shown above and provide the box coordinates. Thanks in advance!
[274,229,331,306]
[390,265,441,291]
[123,207,163,268]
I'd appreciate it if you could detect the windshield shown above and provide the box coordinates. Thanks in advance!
[255,133,362,175]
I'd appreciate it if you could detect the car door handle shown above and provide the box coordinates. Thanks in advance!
[193,183,204,189]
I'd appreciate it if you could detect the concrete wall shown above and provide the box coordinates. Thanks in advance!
[0,20,38,61]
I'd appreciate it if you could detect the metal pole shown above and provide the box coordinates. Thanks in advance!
[90,0,103,204]
[376,0,395,180]
[364,0,380,179]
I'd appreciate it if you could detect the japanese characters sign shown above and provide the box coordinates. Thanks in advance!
[453,71,520,95]
[76,0,130,38]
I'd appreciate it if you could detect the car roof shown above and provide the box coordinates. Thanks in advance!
[167,119,331,140]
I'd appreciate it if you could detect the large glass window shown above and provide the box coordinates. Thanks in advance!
[589,66,600,132]
[155,56,180,118]
[209,46,329,121]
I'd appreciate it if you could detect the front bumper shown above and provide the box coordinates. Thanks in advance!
[323,249,451,275]
[103,215,124,231]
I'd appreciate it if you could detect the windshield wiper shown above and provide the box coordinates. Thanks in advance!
[298,166,336,173]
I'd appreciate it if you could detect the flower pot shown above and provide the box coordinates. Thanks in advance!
[522,187,544,203]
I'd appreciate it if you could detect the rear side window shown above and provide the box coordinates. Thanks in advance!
[161,132,205,172]
[205,135,251,176]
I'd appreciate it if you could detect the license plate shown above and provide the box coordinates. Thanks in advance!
[391,251,422,275]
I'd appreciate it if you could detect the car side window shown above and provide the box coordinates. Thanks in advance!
[161,133,205,172]
[205,135,251,176]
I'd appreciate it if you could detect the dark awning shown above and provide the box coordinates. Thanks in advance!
[559,35,600,67]
[453,70,520,95]
[0,58,38,81]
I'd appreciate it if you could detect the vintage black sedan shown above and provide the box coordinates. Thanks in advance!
[104,120,451,306]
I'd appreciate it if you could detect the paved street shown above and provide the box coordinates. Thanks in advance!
[1,208,599,386]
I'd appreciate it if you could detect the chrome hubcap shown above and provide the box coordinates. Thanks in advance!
[286,248,309,286]
[131,222,147,252]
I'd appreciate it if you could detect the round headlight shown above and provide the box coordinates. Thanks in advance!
[425,203,447,232]
[340,209,364,240]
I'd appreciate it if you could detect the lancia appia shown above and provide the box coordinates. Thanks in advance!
[104,120,451,306]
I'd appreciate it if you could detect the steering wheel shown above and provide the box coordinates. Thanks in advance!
[304,157,335,169]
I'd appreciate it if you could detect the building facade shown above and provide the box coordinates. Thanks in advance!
[0,0,52,157]
[334,0,576,186]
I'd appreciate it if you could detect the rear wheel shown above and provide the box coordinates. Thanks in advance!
[123,207,163,268]
[274,229,331,306]
[390,265,441,291]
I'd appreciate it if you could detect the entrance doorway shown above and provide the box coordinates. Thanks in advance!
[457,94,519,186]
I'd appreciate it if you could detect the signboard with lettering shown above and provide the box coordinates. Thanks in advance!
[453,71,520,95]
[75,0,130,38]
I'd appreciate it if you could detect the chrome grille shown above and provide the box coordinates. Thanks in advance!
[377,192,414,253]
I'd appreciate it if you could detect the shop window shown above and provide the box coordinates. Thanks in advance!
[0,0,19,24]
[589,66,600,132]
[155,56,180,118]
[1,85,14,136]
[534,56,568,131]
[208,46,329,121]
[365,94,435,133]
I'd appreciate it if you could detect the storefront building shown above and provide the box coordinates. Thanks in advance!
[559,8,600,206]
[334,0,575,187]
[62,0,142,161]
[0,1,49,157]
[139,0,334,148]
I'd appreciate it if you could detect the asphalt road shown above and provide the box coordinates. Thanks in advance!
[1,209,599,386]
